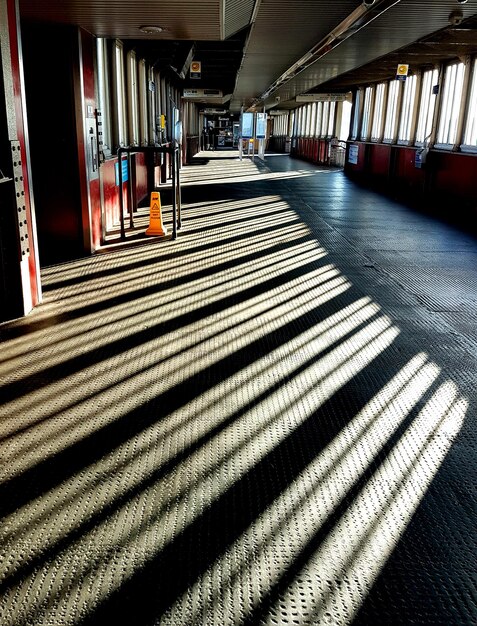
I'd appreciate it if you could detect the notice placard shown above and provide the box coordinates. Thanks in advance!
[256,113,267,139]
[348,144,359,165]
[241,112,254,139]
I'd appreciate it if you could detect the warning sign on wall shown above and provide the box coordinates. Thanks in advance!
[190,61,201,79]
[396,64,409,81]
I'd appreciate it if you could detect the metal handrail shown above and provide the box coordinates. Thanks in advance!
[116,144,181,240]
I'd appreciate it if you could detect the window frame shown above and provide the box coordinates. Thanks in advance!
[126,50,139,146]
[397,73,418,145]
[435,61,466,149]
[371,82,387,142]
[360,86,375,141]
[415,68,439,146]
[462,57,477,152]
[383,79,401,143]
[95,38,112,158]
[112,40,128,149]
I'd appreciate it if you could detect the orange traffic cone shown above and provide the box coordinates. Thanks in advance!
[145,191,168,237]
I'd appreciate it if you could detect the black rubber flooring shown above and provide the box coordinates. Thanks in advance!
[1,151,476,625]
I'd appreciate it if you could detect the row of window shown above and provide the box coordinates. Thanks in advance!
[352,58,477,149]
[294,101,338,138]
[272,99,352,143]
[96,40,477,156]
[274,57,477,152]
[96,39,200,156]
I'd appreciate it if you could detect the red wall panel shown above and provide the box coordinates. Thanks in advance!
[134,152,148,204]
[393,146,425,191]
[368,144,391,177]
[431,152,477,201]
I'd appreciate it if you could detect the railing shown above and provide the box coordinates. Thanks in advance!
[117,144,182,241]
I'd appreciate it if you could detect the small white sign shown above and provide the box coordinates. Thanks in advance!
[256,113,267,139]
[242,112,254,139]
[348,144,359,165]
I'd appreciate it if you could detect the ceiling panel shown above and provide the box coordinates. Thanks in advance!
[19,0,223,40]
[17,0,477,114]
[223,0,256,39]
[231,0,361,110]
[263,0,477,109]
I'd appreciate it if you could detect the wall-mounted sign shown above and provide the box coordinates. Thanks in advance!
[348,144,359,165]
[296,93,350,102]
[256,112,267,139]
[396,64,409,81]
[115,158,129,185]
[190,60,201,79]
[183,88,222,98]
[241,112,254,139]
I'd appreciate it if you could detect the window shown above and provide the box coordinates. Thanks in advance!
[96,39,112,157]
[327,101,336,136]
[310,103,317,136]
[127,51,139,146]
[315,102,323,137]
[360,86,374,140]
[463,58,477,149]
[147,66,156,144]
[415,68,438,145]
[290,111,295,136]
[383,80,401,142]
[398,74,417,144]
[351,89,362,140]
[371,83,386,141]
[339,100,352,141]
[305,104,312,136]
[437,62,465,146]
[138,59,148,145]
[322,102,330,137]
[294,107,300,135]
[112,41,127,148]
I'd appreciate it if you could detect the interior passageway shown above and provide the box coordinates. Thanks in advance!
[0,152,476,626]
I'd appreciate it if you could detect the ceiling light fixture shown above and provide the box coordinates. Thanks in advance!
[139,25,165,34]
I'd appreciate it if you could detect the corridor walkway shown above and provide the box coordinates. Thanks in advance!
[1,151,476,625]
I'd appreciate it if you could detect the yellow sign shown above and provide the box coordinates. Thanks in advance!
[145,192,167,237]
[191,61,201,73]
[160,114,166,129]
[397,64,409,76]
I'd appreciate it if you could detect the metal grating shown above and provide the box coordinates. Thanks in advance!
[1,153,477,626]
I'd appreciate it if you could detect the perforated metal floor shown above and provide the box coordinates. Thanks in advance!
[1,151,476,625]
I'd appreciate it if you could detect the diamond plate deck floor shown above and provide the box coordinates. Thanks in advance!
[1,151,476,626]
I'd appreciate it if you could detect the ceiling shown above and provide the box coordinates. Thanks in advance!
[18,0,477,113]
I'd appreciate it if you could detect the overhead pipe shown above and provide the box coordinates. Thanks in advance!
[254,0,401,106]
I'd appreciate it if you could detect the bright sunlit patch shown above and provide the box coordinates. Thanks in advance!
[0,259,343,477]
[0,302,396,626]
[0,232,320,375]
[163,357,467,626]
